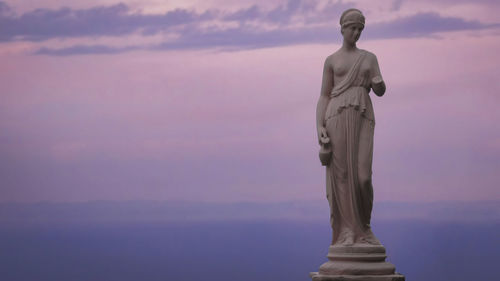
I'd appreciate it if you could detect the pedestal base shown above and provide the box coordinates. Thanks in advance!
[310,272,405,281]
[311,244,405,280]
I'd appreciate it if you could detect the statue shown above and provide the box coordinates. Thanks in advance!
[311,9,405,280]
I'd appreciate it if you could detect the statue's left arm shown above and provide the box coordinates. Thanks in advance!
[370,54,385,97]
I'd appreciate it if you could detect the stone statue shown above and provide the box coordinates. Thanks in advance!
[311,9,405,281]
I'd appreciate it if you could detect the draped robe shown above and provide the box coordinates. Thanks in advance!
[324,50,380,245]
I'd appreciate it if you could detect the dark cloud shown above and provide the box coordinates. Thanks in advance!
[0,1,497,55]
[222,0,351,24]
[391,0,404,11]
[155,25,336,51]
[156,12,497,49]
[266,0,301,23]
[33,25,340,56]
[223,5,261,22]
[0,1,11,15]
[0,0,353,42]
[264,0,353,24]
[0,2,212,41]
[365,12,495,39]
[37,11,499,56]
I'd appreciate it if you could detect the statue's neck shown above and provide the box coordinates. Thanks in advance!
[342,41,357,52]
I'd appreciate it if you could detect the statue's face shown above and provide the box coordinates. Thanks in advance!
[342,23,364,45]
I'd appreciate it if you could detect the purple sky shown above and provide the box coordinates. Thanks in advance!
[0,0,499,203]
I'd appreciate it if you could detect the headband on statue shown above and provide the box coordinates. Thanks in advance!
[340,9,365,28]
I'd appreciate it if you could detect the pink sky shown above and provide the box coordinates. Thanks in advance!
[0,0,499,203]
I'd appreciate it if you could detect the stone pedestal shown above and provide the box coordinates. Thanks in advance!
[310,244,405,281]
[309,272,405,281]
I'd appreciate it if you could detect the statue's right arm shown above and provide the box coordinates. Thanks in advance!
[316,56,334,145]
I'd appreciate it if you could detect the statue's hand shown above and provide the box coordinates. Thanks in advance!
[318,127,330,145]
[371,75,385,97]
[371,75,383,86]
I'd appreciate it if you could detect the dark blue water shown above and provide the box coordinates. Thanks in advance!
[1,220,498,281]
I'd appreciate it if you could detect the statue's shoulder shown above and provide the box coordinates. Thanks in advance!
[325,53,335,62]
[325,51,341,67]
[323,52,337,71]
[359,49,378,61]
[329,50,342,60]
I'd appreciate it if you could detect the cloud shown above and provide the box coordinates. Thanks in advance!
[0,1,11,16]
[157,11,497,49]
[391,0,404,11]
[154,25,335,51]
[364,12,496,39]
[0,2,213,42]
[1,1,498,55]
[35,12,498,56]
[0,0,353,43]
[35,44,139,56]
[223,5,261,22]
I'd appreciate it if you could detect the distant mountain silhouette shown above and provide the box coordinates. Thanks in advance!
[0,200,498,224]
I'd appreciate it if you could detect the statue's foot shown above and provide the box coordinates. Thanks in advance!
[336,230,355,246]
[343,235,354,246]
[357,229,381,245]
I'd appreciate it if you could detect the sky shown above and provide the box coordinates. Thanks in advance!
[1,0,499,203]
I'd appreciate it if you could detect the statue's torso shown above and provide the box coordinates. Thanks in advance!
[330,49,372,88]
[324,49,375,122]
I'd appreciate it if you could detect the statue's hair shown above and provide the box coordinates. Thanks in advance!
[339,8,365,27]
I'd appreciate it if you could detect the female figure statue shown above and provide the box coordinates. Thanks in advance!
[316,8,386,247]
[311,10,404,279]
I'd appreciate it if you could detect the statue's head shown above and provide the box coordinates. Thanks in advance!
[340,9,365,44]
